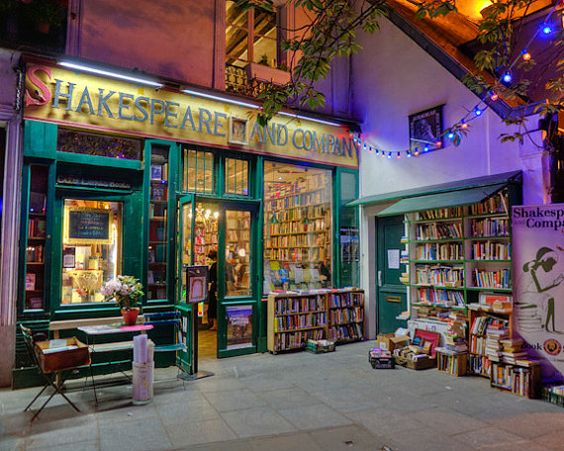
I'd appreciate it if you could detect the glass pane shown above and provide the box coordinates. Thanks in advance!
[226,305,253,350]
[226,0,249,67]
[225,158,249,196]
[263,162,332,292]
[61,200,122,304]
[339,172,360,287]
[193,203,219,266]
[253,7,277,67]
[225,210,251,297]
[148,145,169,300]
[179,201,192,302]
[25,165,49,310]
[58,128,142,160]
[183,148,214,194]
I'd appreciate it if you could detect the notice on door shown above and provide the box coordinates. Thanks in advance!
[387,249,400,269]
[66,208,112,245]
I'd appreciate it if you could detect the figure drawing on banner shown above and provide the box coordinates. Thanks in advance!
[513,204,564,382]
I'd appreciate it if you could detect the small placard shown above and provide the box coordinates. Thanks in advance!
[186,265,209,304]
[66,208,111,245]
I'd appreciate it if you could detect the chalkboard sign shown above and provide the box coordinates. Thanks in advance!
[66,208,112,245]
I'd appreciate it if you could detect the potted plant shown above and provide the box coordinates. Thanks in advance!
[101,276,144,326]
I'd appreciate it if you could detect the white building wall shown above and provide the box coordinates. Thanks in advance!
[351,18,545,337]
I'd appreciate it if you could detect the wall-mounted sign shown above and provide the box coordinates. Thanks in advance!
[65,207,112,245]
[513,204,564,382]
[409,105,443,152]
[24,65,358,168]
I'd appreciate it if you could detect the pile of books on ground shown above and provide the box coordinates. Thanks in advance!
[543,385,564,407]
[368,347,394,369]
[305,339,335,354]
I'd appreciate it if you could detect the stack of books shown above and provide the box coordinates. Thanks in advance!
[484,324,509,362]
[499,338,529,365]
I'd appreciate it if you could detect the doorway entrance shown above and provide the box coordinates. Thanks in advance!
[376,215,407,333]
[178,197,258,359]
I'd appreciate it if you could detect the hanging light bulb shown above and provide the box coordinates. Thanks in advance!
[521,49,531,61]
[387,152,392,159]
[542,24,552,35]
[447,132,455,140]
[406,151,412,158]
[424,145,429,152]
[489,91,499,101]
[375,149,380,156]
[502,71,512,84]
[363,143,367,151]
[474,107,483,116]
[396,152,401,159]
[413,147,420,156]
[435,140,442,148]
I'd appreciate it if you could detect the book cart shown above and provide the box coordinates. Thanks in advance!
[401,187,540,398]
[267,289,364,354]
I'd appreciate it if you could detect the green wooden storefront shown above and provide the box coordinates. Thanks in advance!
[14,119,359,388]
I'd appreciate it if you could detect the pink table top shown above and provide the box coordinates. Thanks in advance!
[78,324,153,335]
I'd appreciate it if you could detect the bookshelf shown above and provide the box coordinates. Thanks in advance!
[267,289,365,354]
[147,146,169,301]
[404,188,514,323]
[24,165,49,311]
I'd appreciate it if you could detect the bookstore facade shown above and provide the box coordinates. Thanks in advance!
[15,62,360,382]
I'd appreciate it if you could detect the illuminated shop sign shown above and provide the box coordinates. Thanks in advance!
[24,65,357,168]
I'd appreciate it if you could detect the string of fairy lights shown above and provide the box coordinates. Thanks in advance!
[351,3,561,161]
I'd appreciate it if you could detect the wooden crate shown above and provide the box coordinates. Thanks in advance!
[35,338,90,374]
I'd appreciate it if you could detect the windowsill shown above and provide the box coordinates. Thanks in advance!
[246,63,291,85]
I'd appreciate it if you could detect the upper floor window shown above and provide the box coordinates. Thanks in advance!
[226,1,279,70]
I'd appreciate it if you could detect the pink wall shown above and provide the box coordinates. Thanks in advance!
[77,0,218,87]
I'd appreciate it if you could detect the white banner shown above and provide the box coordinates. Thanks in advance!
[513,204,564,382]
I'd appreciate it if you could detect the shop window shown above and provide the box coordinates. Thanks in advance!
[225,210,251,297]
[61,199,122,304]
[24,165,49,310]
[225,158,249,196]
[339,172,360,287]
[58,129,142,160]
[148,145,169,301]
[183,148,215,194]
[226,0,279,69]
[263,162,332,292]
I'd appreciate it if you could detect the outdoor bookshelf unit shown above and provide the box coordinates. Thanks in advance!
[267,289,365,354]
[436,348,468,377]
[402,187,515,324]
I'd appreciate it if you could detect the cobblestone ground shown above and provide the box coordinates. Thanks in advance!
[1,342,563,451]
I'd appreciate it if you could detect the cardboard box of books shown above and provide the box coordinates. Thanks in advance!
[393,329,440,370]
[376,334,410,352]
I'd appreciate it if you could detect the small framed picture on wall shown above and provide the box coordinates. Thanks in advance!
[229,117,248,145]
[409,105,444,151]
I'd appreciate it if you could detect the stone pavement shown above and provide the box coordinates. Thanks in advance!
[1,342,563,451]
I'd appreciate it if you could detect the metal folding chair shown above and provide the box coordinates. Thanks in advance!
[21,325,85,421]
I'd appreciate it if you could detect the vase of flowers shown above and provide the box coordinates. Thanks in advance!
[101,276,144,326]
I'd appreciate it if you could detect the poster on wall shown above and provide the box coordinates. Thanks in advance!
[513,204,564,382]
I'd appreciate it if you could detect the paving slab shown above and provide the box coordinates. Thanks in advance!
[221,406,296,438]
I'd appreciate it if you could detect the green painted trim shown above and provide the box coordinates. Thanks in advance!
[55,151,143,170]
[23,121,57,159]
[348,170,522,207]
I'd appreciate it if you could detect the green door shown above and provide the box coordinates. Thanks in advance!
[176,194,195,372]
[376,215,407,333]
[217,201,259,358]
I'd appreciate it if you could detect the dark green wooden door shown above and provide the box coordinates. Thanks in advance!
[376,215,407,333]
